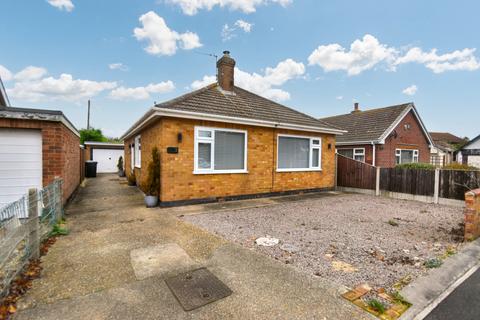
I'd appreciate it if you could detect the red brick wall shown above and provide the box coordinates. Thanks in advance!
[0,118,81,203]
[375,111,430,167]
[125,117,336,203]
[465,189,480,241]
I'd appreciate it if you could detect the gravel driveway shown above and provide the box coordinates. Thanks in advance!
[182,193,465,291]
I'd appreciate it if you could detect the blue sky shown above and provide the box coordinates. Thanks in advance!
[1,0,478,139]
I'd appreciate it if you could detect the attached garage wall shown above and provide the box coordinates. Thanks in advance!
[0,129,42,209]
[0,118,80,204]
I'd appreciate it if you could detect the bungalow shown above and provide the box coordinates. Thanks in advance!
[458,134,480,168]
[429,132,467,167]
[121,51,344,206]
[0,101,81,208]
[320,103,433,167]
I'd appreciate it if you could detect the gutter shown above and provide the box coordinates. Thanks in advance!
[121,107,347,140]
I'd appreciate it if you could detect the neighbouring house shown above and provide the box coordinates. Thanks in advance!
[429,132,467,167]
[0,105,82,209]
[121,51,344,206]
[84,141,124,173]
[320,103,433,167]
[458,134,480,168]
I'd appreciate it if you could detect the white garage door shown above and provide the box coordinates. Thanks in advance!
[468,155,480,169]
[0,129,42,210]
[92,149,124,173]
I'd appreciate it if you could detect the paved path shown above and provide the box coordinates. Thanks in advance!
[424,267,480,320]
[14,174,371,320]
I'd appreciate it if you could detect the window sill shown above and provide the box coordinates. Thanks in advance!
[193,170,248,175]
[134,165,141,169]
[276,168,322,173]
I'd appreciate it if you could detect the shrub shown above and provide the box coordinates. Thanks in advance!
[117,156,124,171]
[144,147,160,196]
[127,171,136,186]
[395,163,435,170]
[443,163,479,171]
[424,258,443,268]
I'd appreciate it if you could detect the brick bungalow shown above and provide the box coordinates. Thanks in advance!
[121,51,344,206]
[429,132,467,166]
[0,105,81,207]
[320,103,433,167]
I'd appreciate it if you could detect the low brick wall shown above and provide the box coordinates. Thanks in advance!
[464,189,480,241]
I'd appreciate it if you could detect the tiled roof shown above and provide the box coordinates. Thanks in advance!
[155,84,340,130]
[320,103,412,143]
[430,132,466,145]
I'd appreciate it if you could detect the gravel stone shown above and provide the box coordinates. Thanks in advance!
[183,194,464,290]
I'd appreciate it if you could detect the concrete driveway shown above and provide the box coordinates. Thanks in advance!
[14,174,372,320]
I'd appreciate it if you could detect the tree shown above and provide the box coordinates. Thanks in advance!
[79,128,107,144]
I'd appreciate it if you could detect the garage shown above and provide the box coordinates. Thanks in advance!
[84,142,124,173]
[0,129,42,209]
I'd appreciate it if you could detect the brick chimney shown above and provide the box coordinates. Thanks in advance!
[351,102,361,113]
[217,51,235,92]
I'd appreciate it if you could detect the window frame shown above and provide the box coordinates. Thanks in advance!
[395,148,419,164]
[130,143,134,170]
[193,126,248,175]
[337,147,365,163]
[134,135,141,168]
[276,134,322,172]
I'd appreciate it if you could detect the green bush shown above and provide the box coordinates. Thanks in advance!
[117,156,124,171]
[143,147,160,196]
[395,163,435,170]
[443,163,479,171]
[79,128,108,144]
[367,299,386,314]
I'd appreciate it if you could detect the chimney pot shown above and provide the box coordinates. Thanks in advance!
[351,102,361,113]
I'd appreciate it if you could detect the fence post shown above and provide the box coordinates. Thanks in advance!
[55,179,63,222]
[434,168,440,204]
[27,188,40,259]
[334,153,338,190]
[375,167,381,196]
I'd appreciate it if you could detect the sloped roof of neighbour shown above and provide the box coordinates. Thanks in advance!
[430,132,466,145]
[122,83,344,139]
[320,103,418,144]
[461,134,480,150]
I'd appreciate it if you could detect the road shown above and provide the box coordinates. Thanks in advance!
[425,267,480,320]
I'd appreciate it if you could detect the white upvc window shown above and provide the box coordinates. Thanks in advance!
[337,148,365,162]
[134,135,141,168]
[395,149,419,164]
[277,134,322,172]
[194,127,248,174]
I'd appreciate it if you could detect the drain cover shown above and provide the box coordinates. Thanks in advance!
[165,268,232,311]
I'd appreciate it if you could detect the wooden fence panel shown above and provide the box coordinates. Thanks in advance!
[440,170,480,200]
[379,168,435,196]
[337,155,376,190]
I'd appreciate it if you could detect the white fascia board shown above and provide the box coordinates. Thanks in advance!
[121,107,346,140]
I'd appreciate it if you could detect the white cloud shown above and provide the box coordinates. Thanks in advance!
[308,34,480,75]
[110,81,175,100]
[402,85,418,96]
[8,72,117,102]
[235,20,253,33]
[133,11,202,56]
[47,0,74,12]
[14,66,48,81]
[308,34,396,76]
[336,96,343,100]
[191,58,305,102]
[191,75,216,90]
[221,20,253,42]
[395,47,480,73]
[167,0,291,15]
[109,63,128,71]
[0,65,12,81]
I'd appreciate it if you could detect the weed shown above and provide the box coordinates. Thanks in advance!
[49,224,69,237]
[388,219,399,227]
[424,258,443,268]
[367,299,386,314]
[390,291,408,305]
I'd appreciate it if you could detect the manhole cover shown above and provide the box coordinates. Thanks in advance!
[165,268,232,311]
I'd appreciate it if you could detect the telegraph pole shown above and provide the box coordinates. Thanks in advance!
[87,100,91,130]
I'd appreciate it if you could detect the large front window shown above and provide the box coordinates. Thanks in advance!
[194,127,247,174]
[277,135,322,171]
[395,149,419,164]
